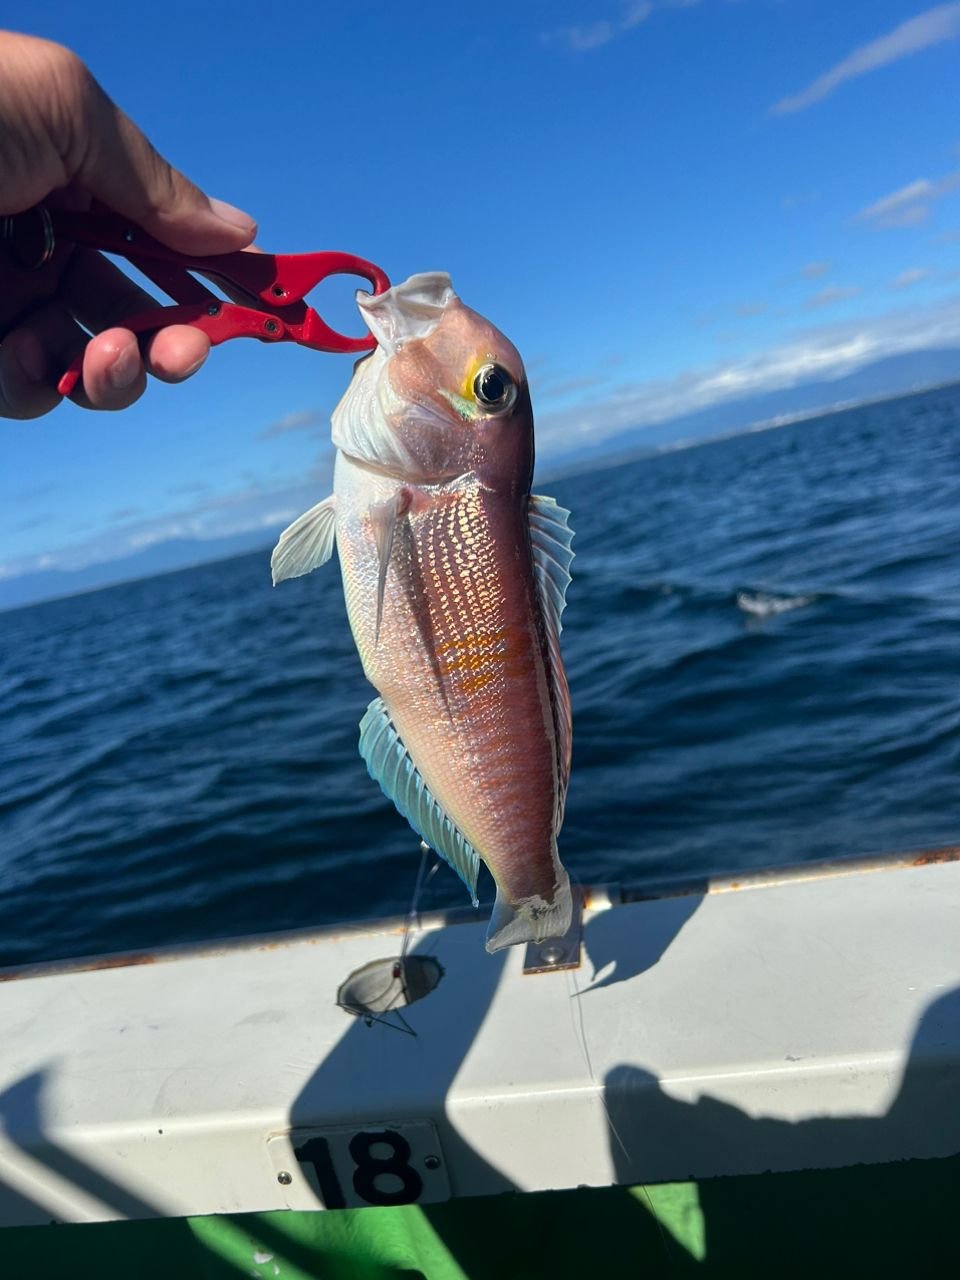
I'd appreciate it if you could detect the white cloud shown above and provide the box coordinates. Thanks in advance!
[623,0,654,24]
[875,203,929,229]
[258,409,327,440]
[891,267,932,288]
[802,260,831,279]
[543,1,652,52]
[12,289,960,584]
[127,528,174,551]
[534,373,605,401]
[535,294,960,452]
[856,171,960,228]
[556,22,617,53]
[772,3,960,114]
[781,192,819,211]
[2,472,334,583]
[805,285,862,309]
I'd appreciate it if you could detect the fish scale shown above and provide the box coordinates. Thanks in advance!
[271,272,574,951]
[338,460,559,897]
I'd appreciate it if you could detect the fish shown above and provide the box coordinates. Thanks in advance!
[271,273,574,952]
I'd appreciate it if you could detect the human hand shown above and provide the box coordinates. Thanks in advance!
[0,31,258,419]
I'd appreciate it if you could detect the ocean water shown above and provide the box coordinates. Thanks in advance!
[2,385,960,968]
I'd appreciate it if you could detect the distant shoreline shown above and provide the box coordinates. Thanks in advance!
[539,377,960,482]
[4,378,960,616]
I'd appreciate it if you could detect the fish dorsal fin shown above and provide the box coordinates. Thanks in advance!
[359,698,480,904]
[271,495,337,585]
[528,495,575,828]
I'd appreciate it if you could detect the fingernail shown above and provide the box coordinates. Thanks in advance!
[208,197,257,236]
[108,344,140,390]
[11,331,47,385]
[182,350,208,379]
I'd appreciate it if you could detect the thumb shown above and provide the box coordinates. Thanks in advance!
[61,48,257,255]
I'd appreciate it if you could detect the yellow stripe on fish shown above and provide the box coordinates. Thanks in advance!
[434,628,527,695]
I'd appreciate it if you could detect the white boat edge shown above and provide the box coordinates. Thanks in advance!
[0,848,958,1226]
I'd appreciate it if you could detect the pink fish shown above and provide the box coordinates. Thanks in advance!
[272,274,574,951]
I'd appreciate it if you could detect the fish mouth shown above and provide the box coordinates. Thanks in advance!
[334,271,475,485]
[357,272,455,354]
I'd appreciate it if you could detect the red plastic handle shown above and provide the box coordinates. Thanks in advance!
[31,205,393,398]
[56,295,383,397]
[46,209,391,307]
[56,303,284,396]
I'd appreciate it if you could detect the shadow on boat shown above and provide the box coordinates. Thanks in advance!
[262,903,710,1278]
[217,921,520,1277]
[0,941,956,1277]
[579,890,703,992]
[287,923,511,1196]
[0,1066,214,1276]
[0,1069,162,1224]
[601,984,960,1273]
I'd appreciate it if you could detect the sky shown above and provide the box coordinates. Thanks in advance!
[3,0,960,586]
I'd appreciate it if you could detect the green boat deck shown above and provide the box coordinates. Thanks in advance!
[2,856,959,1275]
[6,1157,959,1278]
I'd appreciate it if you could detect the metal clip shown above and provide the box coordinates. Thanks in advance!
[522,886,583,974]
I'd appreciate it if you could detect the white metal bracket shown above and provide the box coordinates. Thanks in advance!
[522,886,583,974]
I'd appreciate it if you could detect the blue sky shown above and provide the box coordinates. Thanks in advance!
[3,0,960,583]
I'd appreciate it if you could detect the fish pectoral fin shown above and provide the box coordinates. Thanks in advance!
[359,697,481,905]
[369,489,411,644]
[529,494,575,828]
[271,495,337,585]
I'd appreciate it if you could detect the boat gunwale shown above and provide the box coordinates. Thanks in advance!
[1,843,957,984]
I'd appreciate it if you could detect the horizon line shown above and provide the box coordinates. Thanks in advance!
[3,377,959,617]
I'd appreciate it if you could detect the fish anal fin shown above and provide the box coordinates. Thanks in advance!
[271,495,337,585]
[529,494,575,828]
[359,698,480,904]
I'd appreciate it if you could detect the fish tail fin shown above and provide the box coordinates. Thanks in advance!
[484,872,573,954]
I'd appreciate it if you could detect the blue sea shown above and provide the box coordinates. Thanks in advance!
[2,385,960,968]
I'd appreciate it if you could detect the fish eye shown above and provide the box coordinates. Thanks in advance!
[473,363,517,413]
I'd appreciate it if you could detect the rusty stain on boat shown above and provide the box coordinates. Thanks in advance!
[911,846,960,867]
[1,845,957,982]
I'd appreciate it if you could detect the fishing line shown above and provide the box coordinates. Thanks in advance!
[400,840,441,964]
[564,963,631,1165]
[565,886,679,1273]
[342,842,442,1036]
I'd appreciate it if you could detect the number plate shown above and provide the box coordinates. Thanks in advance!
[267,1122,450,1210]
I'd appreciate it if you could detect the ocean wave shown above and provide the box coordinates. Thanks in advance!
[736,590,816,618]
[2,385,960,966]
